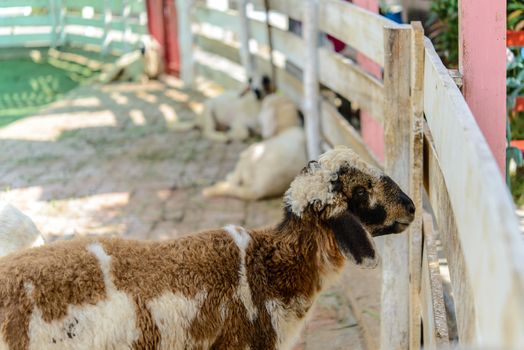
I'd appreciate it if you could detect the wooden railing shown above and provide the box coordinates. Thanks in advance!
[0,0,148,54]
[180,0,524,349]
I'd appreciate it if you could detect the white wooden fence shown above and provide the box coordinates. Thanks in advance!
[0,0,148,54]
[179,0,524,349]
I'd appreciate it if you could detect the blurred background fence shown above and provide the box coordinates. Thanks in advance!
[0,0,148,54]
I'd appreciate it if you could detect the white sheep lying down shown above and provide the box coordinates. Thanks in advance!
[203,93,305,200]
[0,201,44,257]
[202,126,306,200]
[0,147,415,350]
[170,76,272,142]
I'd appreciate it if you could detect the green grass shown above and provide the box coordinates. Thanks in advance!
[0,56,99,128]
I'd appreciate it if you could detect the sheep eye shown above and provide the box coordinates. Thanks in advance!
[355,187,367,197]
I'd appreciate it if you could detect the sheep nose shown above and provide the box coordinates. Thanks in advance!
[407,202,415,215]
[399,193,415,215]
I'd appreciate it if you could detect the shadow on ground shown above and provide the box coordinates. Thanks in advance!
[0,77,283,240]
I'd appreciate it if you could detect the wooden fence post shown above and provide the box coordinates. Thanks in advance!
[50,0,58,47]
[177,0,195,87]
[58,1,67,45]
[303,0,321,160]
[381,24,412,350]
[102,0,111,54]
[408,21,424,350]
[238,0,254,81]
[122,0,131,53]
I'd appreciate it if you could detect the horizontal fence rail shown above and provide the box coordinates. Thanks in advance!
[184,0,524,349]
[0,0,148,54]
[0,0,54,48]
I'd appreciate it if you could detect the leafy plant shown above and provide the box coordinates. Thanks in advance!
[508,1,524,31]
[426,0,459,67]
[507,0,524,199]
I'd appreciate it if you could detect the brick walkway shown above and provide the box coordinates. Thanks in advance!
[0,77,369,349]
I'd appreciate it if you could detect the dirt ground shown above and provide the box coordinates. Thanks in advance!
[0,77,374,349]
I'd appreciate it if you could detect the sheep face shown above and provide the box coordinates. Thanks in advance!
[244,75,272,101]
[284,147,415,267]
[333,166,415,237]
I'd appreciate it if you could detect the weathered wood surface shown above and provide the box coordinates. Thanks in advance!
[381,24,412,350]
[302,0,321,160]
[320,101,381,168]
[318,0,399,67]
[408,21,424,350]
[251,0,304,21]
[423,124,477,343]
[424,38,524,347]
[177,0,195,86]
[193,5,385,122]
[1,0,49,7]
[318,48,384,122]
[0,33,52,48]
[237,0,254,80]
[420,213,450,349]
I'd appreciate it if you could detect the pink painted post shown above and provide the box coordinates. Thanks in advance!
[352,0,385,162]
[459,0,507,175]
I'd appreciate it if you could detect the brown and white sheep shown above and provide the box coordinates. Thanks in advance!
[170,76,273,142]
[0,147,415,350]
[202,94,305,200]
[0,201,44,257]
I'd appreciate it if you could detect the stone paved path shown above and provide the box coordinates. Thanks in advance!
[0,77,368,349]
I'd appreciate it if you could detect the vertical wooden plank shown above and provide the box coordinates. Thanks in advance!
[262,0,277,87]
[381,24,412,350]
[408,21,424,350]
[101,0,111,54]
[122,0,131,53]
[177,0,195,86]
[458,0,506,174]
[303,0,321,160]
[237,0,254,80]
[50,0,58,47]
[59,0,67,45]
[421,213,450,349]
[424,128,478,343]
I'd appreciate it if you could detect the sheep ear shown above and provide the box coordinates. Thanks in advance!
[301,160,321,175]
[327,212,379,268]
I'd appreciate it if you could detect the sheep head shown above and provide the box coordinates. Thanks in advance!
[284,146,415,267]
[242,75,273,101]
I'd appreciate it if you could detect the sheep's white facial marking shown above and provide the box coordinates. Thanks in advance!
[148,291,207,350]
[26,243,140,350]
[223,225,258,322]
[265,298,311,350]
